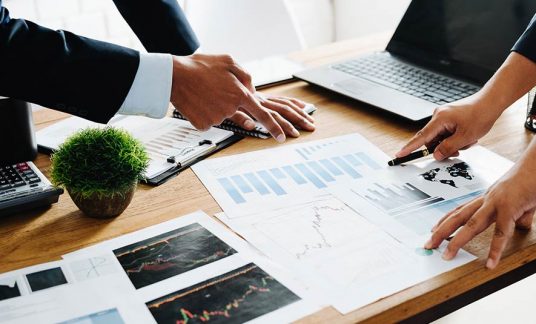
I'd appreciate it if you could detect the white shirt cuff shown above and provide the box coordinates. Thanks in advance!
[117,53,173,118]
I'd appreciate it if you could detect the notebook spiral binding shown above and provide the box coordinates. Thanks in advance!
[172,109,270,139]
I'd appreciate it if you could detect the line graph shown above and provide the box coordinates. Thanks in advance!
[252,198,372,261]
[240,197,417,287]
[146,263,300,324]
[113,223,237,289]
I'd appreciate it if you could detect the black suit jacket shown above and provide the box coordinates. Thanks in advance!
[0,0,199,123]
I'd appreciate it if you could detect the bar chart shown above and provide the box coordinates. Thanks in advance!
[216,149,384,205]
[353,182,444,216]
[193,134,390,216]
[347,177,485,235]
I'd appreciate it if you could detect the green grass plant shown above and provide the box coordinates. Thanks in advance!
[51,127,149,199]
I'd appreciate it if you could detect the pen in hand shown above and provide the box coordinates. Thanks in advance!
[387,142,440,166]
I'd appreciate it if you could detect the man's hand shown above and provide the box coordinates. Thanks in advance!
[228,93,316,138]
[396,96,503,161]
[170,54,286,142]
[424,155,536,268]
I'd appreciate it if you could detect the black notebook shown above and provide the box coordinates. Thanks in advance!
[172,104,317,139]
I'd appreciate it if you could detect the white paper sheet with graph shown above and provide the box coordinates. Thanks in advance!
[215,195,476,314]
[193,133,389,217]
[334,145,514,245]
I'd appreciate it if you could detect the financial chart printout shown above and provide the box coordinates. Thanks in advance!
[193,134,389,217]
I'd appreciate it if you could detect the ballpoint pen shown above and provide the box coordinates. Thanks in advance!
[387,142,439,166]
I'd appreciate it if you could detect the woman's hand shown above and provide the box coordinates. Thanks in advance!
[397,52,536,161]
[425,140,536,269]
[396,96,503,161]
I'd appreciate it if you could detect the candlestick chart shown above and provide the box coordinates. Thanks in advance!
[113,223,237,289]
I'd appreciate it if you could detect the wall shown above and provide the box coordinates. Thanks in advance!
[2,0,410,54]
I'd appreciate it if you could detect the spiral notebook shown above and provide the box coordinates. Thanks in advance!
[172,104,317,139]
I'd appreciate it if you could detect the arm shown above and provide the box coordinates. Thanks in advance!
[112,0,199,56]
[396,52,536,160]
[401,15,536,269]
[426,139,536,269]
[397,14,536,160]
[113,0,314,139]
[0,3,139,124]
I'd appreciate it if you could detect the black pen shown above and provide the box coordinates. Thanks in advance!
[387,143,439,166]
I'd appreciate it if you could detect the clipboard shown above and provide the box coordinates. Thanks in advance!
[141,133,243,186]
[36,116,243,186]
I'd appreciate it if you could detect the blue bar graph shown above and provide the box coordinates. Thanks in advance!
[216,149,383,203]
[282,166,307,185]
[295,163,327,189]
[332,157,362,179]
[257,171,287,196]
[244,173,270,195]
[344,154,362,167]
[231,175,253,193]
[218,178,246,204]
[270,168,286,180]
[355,152,381,170]
[319,159,343,176]
[296,149,308,160]
[307,161,335,182]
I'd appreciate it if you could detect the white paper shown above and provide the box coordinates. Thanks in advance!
[36,115,234,179]
[193,133,389,217]
[215,194,475,314]
[242,56,304,87]
[62,211,322,323]
[334,145,514,245]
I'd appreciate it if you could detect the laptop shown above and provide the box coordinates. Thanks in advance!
[295,0,536,121]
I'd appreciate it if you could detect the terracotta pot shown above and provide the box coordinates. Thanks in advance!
[68,183,137,219]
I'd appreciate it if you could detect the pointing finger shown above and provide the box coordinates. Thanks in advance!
[228,111,257,130]
[229,63,255,93]
[425,197,483,249]
[515,208,535,230]
[486,209,516,269]
[242,92,285,142]
[396,119,444,158]
[442,202,494,260]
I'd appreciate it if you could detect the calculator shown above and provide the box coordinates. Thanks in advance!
[0,162,63,216]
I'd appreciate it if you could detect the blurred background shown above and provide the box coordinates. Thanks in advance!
[2,0,410,61]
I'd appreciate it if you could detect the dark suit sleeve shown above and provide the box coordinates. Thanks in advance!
[113,0,200,56]
[0,4,140,123]
[512,14,536,63]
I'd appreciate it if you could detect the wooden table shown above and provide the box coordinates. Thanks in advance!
[2,34,536,323]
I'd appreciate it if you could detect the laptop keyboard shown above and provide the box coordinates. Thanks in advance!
[332,53,480,105]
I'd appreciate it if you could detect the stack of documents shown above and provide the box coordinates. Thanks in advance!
[6,131,516,320]
[0,212,322,323]
[192,133,513,313]
[36,115,239,184]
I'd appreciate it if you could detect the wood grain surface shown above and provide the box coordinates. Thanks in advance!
[1,33,534,323]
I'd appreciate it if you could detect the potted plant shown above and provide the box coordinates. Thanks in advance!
[50,127,149,218]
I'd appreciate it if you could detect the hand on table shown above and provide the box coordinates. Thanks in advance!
[424,161,536,269]
[396,97,502,161]
[170,53,314,142]
[227,93,316,138]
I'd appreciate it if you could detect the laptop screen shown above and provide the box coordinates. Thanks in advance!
[387,0,536,84]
